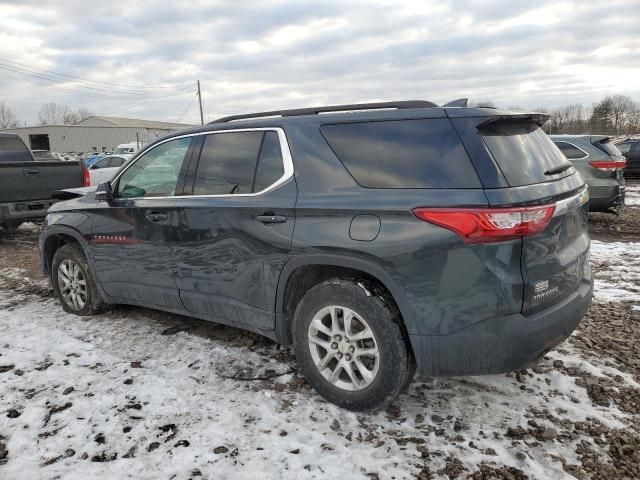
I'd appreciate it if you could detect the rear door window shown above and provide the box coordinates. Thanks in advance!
[321,119,481,188]
[480,121,573,186]
[253,131,285,192]
[193,131,263,195]
[553,141,587,159]
[0,136,32,162]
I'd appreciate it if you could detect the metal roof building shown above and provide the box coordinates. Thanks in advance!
[0,116,193,153]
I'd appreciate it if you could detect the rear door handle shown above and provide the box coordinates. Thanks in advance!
[146,212,168,222]
[255,214,287,224]
[24,168,40,176]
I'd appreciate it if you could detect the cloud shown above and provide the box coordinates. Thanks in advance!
[0,0,639,125]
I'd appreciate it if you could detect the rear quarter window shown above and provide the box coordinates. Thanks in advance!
[320,119,481,188]
[480,122,573,186]
[553,141,588,160]
[594,140,622,158]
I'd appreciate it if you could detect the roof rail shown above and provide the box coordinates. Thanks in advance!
[211,100,439,123]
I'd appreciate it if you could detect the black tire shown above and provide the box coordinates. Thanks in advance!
[51,243,106,316]
[291,278,410,411]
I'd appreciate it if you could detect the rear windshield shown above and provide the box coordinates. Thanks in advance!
[480,122,573,186]
[321,119,481,188]
[0,136,32,162]
[594,140,622,158]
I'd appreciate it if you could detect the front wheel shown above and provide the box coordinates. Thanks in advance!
[52,243,106,316]
[292,278,410,411]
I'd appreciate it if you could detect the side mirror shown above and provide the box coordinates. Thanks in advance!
[94,182,114,202]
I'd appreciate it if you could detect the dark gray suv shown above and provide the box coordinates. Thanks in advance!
[40,101,594,411]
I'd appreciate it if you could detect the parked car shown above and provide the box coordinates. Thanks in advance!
[114,142,143,159]
[83,153,107,168]
[613,138,640,178]
[551,135,626,213]
[0,133,85,231]
[40,101,593,411]
[31,150,59,160]
[87,155,128,185]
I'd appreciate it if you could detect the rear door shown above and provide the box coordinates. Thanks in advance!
[172,128,296,331]
[470,118,590,314]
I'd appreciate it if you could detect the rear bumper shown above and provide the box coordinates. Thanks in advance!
[410,272,593,377]
[588,184,625,211]
[0,200,58,223]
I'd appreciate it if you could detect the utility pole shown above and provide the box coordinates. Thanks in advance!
[197,80,204,125]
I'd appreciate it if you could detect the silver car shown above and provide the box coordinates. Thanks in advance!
[551,135,626,213]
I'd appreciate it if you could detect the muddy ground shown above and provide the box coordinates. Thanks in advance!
[0,195,638,479]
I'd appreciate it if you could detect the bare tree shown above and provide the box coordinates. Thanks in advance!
[0,101,19,128]
[470,100,496,108]
[627,103,640,135]
[38,103,67,125]
[609,95,635,134]
[77,107,94,121]
[38,103,93,125]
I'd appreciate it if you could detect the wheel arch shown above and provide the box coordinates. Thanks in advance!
[274,254,415,346]
[41,226,93,277]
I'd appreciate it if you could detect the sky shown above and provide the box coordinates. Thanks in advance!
[1,0,639,126]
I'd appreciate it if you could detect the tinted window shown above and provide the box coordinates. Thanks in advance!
[93,158,109,169]
[107,157,125,167]
[193,131,263,195]
[0,136,32,162]
[480,122,572,186]
[594,140,622,158]
[254,131,285,192]
[554,141,587,159]
[615,142,631,154]
[321,119,480,188]
[118,137,190,198]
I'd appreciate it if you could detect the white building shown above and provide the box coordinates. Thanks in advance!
[1,116,193,153]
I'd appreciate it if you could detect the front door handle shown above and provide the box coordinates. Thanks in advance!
[24,168,40,176]
[255,214,287,224]
[146,212,168,222]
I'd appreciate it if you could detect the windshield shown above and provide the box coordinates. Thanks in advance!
[115,147,131,154]
[480,121,573,186]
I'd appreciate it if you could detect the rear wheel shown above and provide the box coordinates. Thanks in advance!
[292,278,410,411]
[52,244,106,315]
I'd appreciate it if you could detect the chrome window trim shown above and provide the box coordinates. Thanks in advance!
[554,140,589,160]
[110,127,294,200]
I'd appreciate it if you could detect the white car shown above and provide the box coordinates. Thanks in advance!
[87,155,128,185]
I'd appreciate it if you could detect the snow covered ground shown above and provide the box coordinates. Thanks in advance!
[626,182,640,207]
[1,214,639,479]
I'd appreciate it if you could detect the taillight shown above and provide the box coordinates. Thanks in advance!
[589,160,626,171]
[413,205,556,244]
[82,165,90,186]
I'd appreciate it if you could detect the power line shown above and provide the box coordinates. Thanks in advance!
[97,89,196,116]
[0,64,192,97]
[176,93,198,123]
[0,56,193,90]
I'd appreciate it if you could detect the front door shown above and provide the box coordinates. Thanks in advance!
[172,128,296,331]
[91,136,195,309]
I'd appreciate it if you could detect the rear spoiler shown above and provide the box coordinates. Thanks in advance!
[477,113,550,128]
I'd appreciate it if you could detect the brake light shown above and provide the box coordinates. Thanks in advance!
[413,205,556,244]
[82,165,91,186]
[589,160,626,171]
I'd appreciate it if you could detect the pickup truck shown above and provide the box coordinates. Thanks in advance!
[0,133,85,230]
